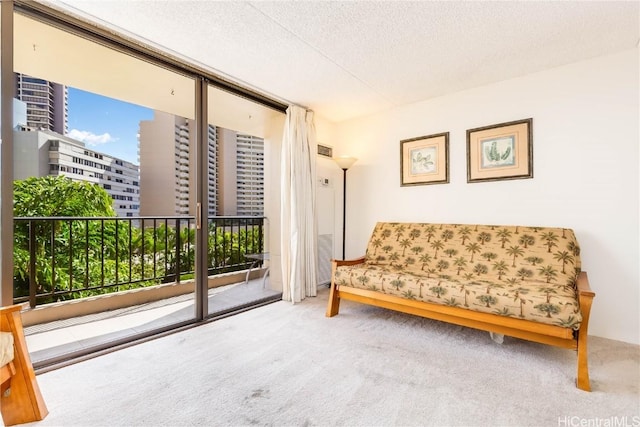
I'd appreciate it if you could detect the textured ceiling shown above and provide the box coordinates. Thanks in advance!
[48,1,639,123]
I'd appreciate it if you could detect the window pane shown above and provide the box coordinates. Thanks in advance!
[13,11,198,367]
[205,84,284,316]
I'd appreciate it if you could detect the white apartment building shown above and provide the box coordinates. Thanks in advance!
[139,110,264,218]
[13,128,140,217]
[15,73,68,135]
[139,111,199,217]
[207,124,219,216]
[208,127,265,217]
[235,134,264,216]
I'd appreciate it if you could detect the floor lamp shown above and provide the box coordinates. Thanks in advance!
[334,156,358,260]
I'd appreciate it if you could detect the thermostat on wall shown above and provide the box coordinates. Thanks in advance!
[318,144,333,158]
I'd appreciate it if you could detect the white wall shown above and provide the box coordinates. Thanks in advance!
[315,116,342,262]
[263,114,285,292]
[333,49,639,344]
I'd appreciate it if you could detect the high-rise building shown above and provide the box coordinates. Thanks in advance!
[138,111,197,217]
[13,128,140,217]
[206,124,220,216]
[15,73,68,135]
[235,134,264,216]
[212,128,265,217]
[139,110,264,218]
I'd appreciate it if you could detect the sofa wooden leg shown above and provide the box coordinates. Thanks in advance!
[576,334,591,392]
[326,282,340,317]
[575,303,592,391]
[576,272,594,392]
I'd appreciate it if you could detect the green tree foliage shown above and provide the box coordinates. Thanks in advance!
[13,177,263,305]
[13,177,121,302]
[14,176,115,217]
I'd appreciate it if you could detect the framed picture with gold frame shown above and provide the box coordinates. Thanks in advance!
[467,118,533,183]
[400,132,449,186]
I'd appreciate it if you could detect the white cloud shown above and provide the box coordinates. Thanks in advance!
[66,129,117,146]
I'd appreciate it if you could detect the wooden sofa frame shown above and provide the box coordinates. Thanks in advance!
[1,305,48,426]
[326,257,596,391]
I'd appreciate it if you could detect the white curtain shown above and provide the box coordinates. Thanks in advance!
[280,105,318,302]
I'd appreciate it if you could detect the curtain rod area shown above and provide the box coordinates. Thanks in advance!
[14,0,289,114]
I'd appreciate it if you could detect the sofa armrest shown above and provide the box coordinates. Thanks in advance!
[576,271,594,297]
[326,257,366,318]
[332,257,366,267]
[0,304,21,319]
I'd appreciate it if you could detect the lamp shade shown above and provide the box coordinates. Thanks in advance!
[333,156,358,170]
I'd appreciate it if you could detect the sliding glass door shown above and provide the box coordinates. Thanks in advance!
[10,9,199,366]
[202,86,284,316]
[2,1,287,368]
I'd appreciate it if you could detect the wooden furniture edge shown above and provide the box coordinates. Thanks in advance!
[0,361,17,397]
[575,271,595,391]
[1,304,49,425]
[326,257,366,317]
[332,257,366,267]
[336,285,575,344]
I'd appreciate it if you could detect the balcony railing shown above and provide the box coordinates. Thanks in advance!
[13,216,265,308]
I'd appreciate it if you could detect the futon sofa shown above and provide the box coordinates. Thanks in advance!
[326,222,595,391]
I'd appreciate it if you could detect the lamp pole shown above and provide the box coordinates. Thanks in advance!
[333,156,357,260]
[341,167,347,260]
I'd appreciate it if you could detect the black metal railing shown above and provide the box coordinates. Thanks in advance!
[13,216,265,308]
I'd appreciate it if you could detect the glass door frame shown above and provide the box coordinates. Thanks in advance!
[1,0,287,365]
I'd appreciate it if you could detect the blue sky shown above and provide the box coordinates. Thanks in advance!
[67,88,153,165]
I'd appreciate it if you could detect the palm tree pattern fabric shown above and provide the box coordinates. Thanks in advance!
[334,222,583,329]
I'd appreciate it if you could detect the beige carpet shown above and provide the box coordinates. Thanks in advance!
[21,288,640,427]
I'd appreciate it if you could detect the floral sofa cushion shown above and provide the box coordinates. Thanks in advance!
[334,222,583,329]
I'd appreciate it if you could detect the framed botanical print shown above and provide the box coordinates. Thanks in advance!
[400,132,449,186]
[467,118,533,183]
